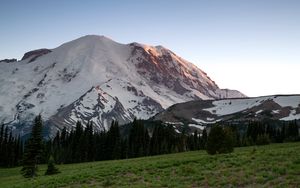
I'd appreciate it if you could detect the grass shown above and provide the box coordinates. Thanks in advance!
[1,142,300,187]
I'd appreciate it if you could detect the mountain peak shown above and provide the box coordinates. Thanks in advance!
[0,35,246,137]
[79,35,114,41]
[66,35,118,47]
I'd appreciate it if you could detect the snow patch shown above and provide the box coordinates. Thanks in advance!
[188,124,205,130]
[192,118,218,124]
[165,121,184,125]
[256,110,263,114]
[280,110,300,120]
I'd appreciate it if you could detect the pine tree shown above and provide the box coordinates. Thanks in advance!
[72,121,83,163]
[150,125,159,155]
[144,128,150,155]
[207,125,224,155]
[21,115,43,178]
[256,134,270,145]
[0,124,4,166]
[0,123,3,151]
[106,120,121,160]
[221,127,234,153]
[201,129,208,149]
[7,131,15,167]
[15,135,23,166]
[206,125,234,155]
[1,126,8,167]
[193,130,199,150]
[86,122,95,161]
[128,119,149,158]
[45,155,60,175]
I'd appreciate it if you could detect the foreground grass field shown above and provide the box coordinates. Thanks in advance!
[1,142,300,188]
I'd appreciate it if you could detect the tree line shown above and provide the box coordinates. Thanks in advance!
[43,119,205,164]
[0,124,23,167]
[226,120,299,147]
[43,119,300,164]
[0,116,299,173]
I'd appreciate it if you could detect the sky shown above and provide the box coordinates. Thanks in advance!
[0,0,300,97]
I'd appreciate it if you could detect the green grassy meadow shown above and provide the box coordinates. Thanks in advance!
[1,142,300,187]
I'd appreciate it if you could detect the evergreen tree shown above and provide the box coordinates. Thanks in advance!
[86,122,95,161]
[287,120,299,141]
[95,131,107,161]
[206,125,234,155]
[2,126,8,166]
[0,124,3,157]
[7,131,15,167]
[72,121,83,163]
[128,119,149,158]
[14,135,23,166]
[45,155,60,175]
[256,134,270,145]
[21,115,43,178]
[193,130,199,150]
[207,125,224,155]
[0,124,4,166]
[149,125,159,155]
[201,129,208,149]
[120,138,129,159]
[144,128,150,155]
[106,120,121,160]
[221,127,234,153]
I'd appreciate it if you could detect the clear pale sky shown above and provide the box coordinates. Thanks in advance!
[1,0,300,97]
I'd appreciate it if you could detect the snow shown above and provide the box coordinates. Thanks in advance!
[204,97,269,116]
[256,110,263,114]
[273,96,300,108]
[202,95,300,120]
[281,110,300,120]
[188,124,205,130]
[0,35,245,131]
[192,118,219,124]
[165,121,184,125]
[174,128,181,133]
[206,117,215,121]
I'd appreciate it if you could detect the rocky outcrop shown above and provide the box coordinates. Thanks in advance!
[21,49,52,62]
[0,59,17,63]
[48,86,134,131]
[128,43,246,99]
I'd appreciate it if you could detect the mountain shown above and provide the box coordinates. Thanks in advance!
[0,35,245,136]
[153,95,300,132]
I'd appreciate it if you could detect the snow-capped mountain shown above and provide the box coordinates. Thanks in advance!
[153,95,300,132]
[0,35,245,136]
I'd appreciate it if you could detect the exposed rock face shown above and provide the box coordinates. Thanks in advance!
[21,49,52,62]
[129,43,220,98]
[49,86,135,132]
[0,59,17,63]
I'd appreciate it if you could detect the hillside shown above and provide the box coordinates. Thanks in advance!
[153,95,300,132]
[0,35,245,137]
[0,142,299,187]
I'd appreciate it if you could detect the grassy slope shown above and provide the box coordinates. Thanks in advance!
[1,142,300,188]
